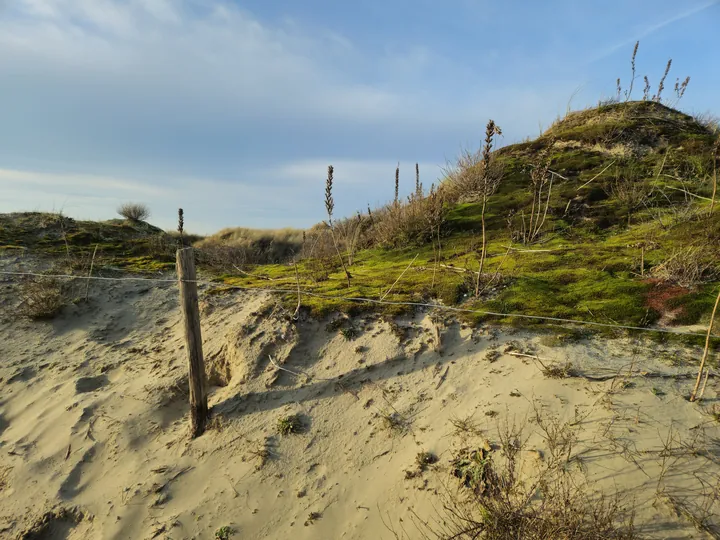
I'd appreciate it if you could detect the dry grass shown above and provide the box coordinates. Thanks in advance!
[196,227,304,268]
[650,246,718,288]
[117,202,150,222]
[440,146,504,206]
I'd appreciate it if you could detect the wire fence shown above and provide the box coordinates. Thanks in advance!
[2,267,719,341]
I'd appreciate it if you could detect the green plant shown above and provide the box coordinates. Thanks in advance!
[341,327,358,340]
[416,451,439,471]
[435,419,638,540]
[215,526,234,539]
[277,414,304,436]
[451,446,495,495]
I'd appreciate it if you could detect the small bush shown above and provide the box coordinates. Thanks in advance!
[214,526,234,539]
[16,278,67,320]
[117,202,151,222]
[277,414,304,435]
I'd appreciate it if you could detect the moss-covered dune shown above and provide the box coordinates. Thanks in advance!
[210,102,720,337]
[0,212,180,272]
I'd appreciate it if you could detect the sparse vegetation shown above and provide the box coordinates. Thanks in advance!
[430,416,639,540]
[380,410,407,434]
[449,413,482,437]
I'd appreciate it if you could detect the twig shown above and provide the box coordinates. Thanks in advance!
[548,169,570,181]
[380,254,419,301]
[154,466,193,494]
[84,244,99,301]
[232,265,274,281]
[435,366,449,389]
[292,262,301,320]
[663,185,712,201]
[438,264,478,275]
[577,161,616,190]
[690,285,720,401]
[268,354,310,381]
[697,369,710,402]
[500,245,554,253]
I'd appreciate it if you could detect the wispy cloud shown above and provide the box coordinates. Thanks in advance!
[589,0,720,63]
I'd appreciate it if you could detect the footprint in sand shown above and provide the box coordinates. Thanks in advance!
[17,506,93,540]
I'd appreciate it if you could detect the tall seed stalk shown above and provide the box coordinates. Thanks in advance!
[710,138,719,217]
[626,41,639,101]
[325,165,351,287]
[653,59,672,102]
[415,162,422,198]
[394,164,400,206]
[475,119,502,296]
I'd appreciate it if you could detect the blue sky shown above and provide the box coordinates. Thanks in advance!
[0,0,718,234]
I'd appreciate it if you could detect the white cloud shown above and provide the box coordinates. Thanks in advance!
[0,0,580,231]
[0,168,167,196]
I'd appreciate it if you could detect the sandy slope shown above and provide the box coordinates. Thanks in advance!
[1,254,720,539]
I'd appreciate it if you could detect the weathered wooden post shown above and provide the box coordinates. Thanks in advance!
[176,246,208,436]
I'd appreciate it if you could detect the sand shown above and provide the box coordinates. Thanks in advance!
[1,254,720,539]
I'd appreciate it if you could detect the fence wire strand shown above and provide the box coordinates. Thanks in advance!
[2,268,719,340]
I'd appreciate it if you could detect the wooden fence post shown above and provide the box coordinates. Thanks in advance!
[176,246,208,436]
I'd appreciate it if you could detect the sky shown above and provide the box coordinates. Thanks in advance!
[0,0,718,234]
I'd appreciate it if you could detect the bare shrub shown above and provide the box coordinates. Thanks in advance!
[440,146,504,206]
[515,145,554,244]
[421,412,638,540]
[117,202,151,222]
[650,246,718,287]
[16,278,68,319]
[365,188,446,249]
[333,212,368,265]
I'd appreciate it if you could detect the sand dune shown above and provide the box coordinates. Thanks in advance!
[1,254,720,539]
